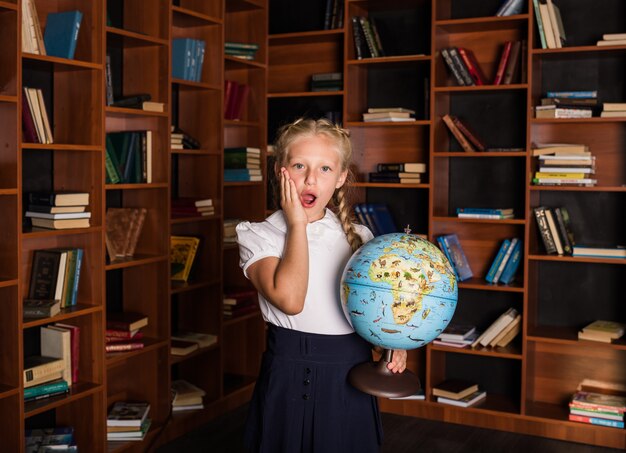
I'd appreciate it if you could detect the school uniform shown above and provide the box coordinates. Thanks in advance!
[236,209,382,453]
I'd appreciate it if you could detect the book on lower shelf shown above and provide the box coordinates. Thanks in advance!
[569,388,626,429]
[485,238,522,285]
[170,236,200,282]
[105,312,148,353]
[173,38,207,82]
[223,287,258,319]
[434,324,479,349]
[28,248,84,309]
[171,197,215,218]
[105,130,154,184]
[437,390,487,408]
[27,192,90,229]
[470,307,519,349]
[25,426,76,453]
[432,380,479,400]
[437,234,472,282]
[171,379,206,412]
[107,402,151,441]
[578,320,625,343]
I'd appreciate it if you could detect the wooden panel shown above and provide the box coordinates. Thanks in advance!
[0,394,22,452]
[0,286,19,386]
[0,9,17,95]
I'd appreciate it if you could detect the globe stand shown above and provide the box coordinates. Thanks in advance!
[348,349,421,398]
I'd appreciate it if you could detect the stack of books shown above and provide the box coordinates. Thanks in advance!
[26,192,90,229]
[532,143,596,187]
[597,33,626,47]
[437,234,472,282]
[223,219,239,244]
[224,287,258,319]
[171,331,217,352]
[311,72,342,92]
[171,379,206,412]
[440,47,488,86]
[22,87,53,144]
[224,80,250,121]
[26,248,84,310]
[535,91,596,119]
[351,16,385,59]
[170,236,200,282]
[456,207,513,220]
[105,208,148,262]
[600,102,626,118]
[433,380,486,408]
[353,203,398,236]
[363,107,415,123]
[225,147,262,182]
[323,0,344,29]
[442,114,487,152]
[172,38,206,82]
[105,130,153,184]
[107,401,151,442]
[388,389,425,401]
[21,0,45,55]
[171,126,200,150]
[533,0,566,49]
[25,426,77,452]
[369,162,426,184]
[492,41,524,85]
[110,94,164,113]
[533,206,575,256]
[578,320,625,343]
[572,246,626,260]
[471,307,521,349]
[105,312,148,353]
[23,356,66,393]
[224,41,259,61]
[434,324,478,348]
[171,198,214,218]
[485,237,523,285]
[570,391,626,429]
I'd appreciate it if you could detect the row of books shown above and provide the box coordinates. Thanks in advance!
[105,131,154,184]
[224,41,258,61]
[223,219,239,244]
[533,0,565,50]
[224,287,258,319]
[171,236,200,282]
[353,203,397,237]
[171,331,217,356]
[568,379,626,429]
[363,107,416,123]
[22,87,53,144]
[596,32,626,47]
[105,312,148,353]
[532,142,596,186]
[441,42,524,87]
[26,426,77,453]
[225,147,262,182]
[311,72,342,92]
[472,308,521,349]
[26,248,84,311]
[171,197,214,218]
[601,102,626,119]
[441,114,487,152]
[578,320,624,344]
[108,93,164,113]
[369,161,426,184]
[433,324,478,349]
[22,2,82,59]
[173,38,206,82]
[27,192,90,230]
[432,380,486,408]
[456,207,513,220]
[107,401,151,442]
[485,237,522,285]
[351,16,385,60]
[171,126,200,150]
[105,208,147,262]
[172,379,206,412]
[323,0,344,30]
[535,90,596,119]
[224,80,249,121]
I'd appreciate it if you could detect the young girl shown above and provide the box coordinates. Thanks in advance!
[236,118,407,453]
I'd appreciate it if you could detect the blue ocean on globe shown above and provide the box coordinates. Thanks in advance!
[341,233,458,350]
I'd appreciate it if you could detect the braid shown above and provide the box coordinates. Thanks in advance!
[334,185,363,253]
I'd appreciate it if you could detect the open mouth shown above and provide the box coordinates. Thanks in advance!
[301,193,317,208]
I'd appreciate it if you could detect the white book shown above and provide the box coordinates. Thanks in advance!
[603,33,626,40]
[597,39,626,46]
[475,308,518,347]
[437,390,487,407]
[25,211,92,219]
[54,252,68,302]
[545,0,561,48]
[544,209,564,255]
[40,326,72,387]
[146,130,153,183]
[489,314,522,347]
[539,3,556,49]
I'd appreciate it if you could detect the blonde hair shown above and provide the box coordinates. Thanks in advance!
[272,117,363,252]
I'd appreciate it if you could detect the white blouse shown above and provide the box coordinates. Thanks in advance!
[236,209,374,335]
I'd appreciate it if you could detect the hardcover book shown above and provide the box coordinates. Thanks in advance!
[107,402,150,427]
[43,10,83,59]
[170,236,200,281]
[441,234,473,281]
[432,380,479,400]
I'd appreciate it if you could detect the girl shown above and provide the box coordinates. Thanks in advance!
[236,118,407,453]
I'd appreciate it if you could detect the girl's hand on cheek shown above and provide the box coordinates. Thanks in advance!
[280,168,308,227]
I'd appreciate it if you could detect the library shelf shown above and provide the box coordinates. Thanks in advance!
[433,84,528,93]
[532,44,626,55]
[224,56,266,69]
[527,326,626,349]
[269,28,344,44]
[105,27,169,47]
[529,185,626,192]
[24,382,102,418]
[170,344,219,366]
[0,189,17,195]
[347,54,431,65]
[0,278,17,288]
[433,392,520,415]
[104,254,168,271]
[431,343,522,360]
[21,53,101,70]
[20,143,102,152]
[352,182,429,189]
[170,279,219,295]
[267,90,344,98]
[105,183,169,190]
[0,386,18,399]
[104,106,169,119]
[0,94,17,103]
[434,151,527,157]
[106,338,169,367]
[225,0,265,12]
[170,148,221,155]
[435,14,530,29]
[527,255,626,265]
[22,304,102,329]
[171,6,222,26]
[457,278,524,293]
[531,117,626,124]
[170,214,221,225]
[172,79,222,91]
[432,216,526,225]
[106,424,163,453]
[0,1,16,11]
[22,226,103,238]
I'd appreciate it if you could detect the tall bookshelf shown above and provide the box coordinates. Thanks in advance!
[266,0,626,449]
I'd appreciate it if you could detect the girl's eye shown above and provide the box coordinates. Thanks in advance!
[321,166,331,172]
[293,163,304,169]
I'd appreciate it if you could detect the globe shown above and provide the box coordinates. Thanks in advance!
[340,232,458,397]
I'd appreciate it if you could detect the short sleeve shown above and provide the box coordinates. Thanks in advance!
[354,223,374,244]
[236,221,282,278]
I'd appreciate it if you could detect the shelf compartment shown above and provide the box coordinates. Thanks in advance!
[0,285,18,388]
[22,226,102,237]
[224,119,261,128]
[0,196,17,280]
[0,8,17,97]
[104,106,168,118]
[347,54,431,66]
[529,254,626,265]
[352,182,429,189]
[106,338,169,366]
[432,216,525,225]
[107,424,163,453]
[22,53,101,71]
[0,102,17,189]
[269,28,343,45]
[105,254,168,271]
[0,1,17,11]
[434,151,526,157]
[23,304,102,329]
[435,0,529,22]
[173,15,222,87]
[173,0,223,19]
[105,182,169,190]
[435,15,529,31]
[434,84,528,92]
[226,0,264,13]
[527,325,626,349]
[430,343,522,360]
[433,392,520,415]
[171,278,219,295]
[225,55,266,69]
[24,381,102,417]
[457,277,524,293]
[170,214,220,224]
[170,148,221,156]
[173,88,222,157]
[170,343,219,365]
[172,78,222,91]
[106,27,168,47]
[172,5,222,26]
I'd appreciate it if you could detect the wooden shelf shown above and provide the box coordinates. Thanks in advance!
[170,214,221,224]
[530,185,626,192]
[22,226,102,238]
[105,254,168,271]
[0,1,17,11]
[268,90,344,98]
[532,44,626,55]
[345,120,431,127]
[224,119,261,127]
[23,304,102,329]
[432,216,526,225]
[172,79,221,91]
[531,117,626,124]
[105,106,168,118]
[458,277,524,293]
[24,382,102,418]
[170,148,221,155]
[0,278,17,288]
[0,94,17,103]
[528,254,626,265]
[434,84,528,93]
[225,0,264,12]
[0,188,17,196]
[224,56,266,69]
[224,181,264,187]
[105,182,168,190]
[347,54,431,65]
[22,53,101,71]
[435,14,529,32]
[223,310,262,327]
[352,182,429,189]
[171,6,222,26]
[170,279,219,295]
[430,343,522,360]
[21,143,102,152]
[434,392,520,415]
[106,338,169,367]
[107,424,163,453]
[106,26,168,47]
[269,29,343,44]
[434,151,526,157]
[0,385,19,399]
[170,343,219,365]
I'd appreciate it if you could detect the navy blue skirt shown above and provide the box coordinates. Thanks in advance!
[244,324,383,453]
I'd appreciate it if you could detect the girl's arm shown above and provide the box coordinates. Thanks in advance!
[246,169,309,315]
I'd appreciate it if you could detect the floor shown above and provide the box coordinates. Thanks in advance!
[156,404,624,453]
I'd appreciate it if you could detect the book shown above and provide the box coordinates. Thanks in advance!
[171,331,218,349]
[457,47,487,85]
[23,356,65,388]
[568,413,624,429]
[543,209,563,255]
[28,192,89,207]
[493,41,513,85]
[432,380,479,400]
[499,239,523,285]
[451,116,487,151]
[30,217,90,230]
[105,341,145,352]
[571,391,626,413]
[440,48,466,86]
[43,10,82,59]
[25,211,91,220]
[502,40,521,84]
[437,390,487,407]
[108,418,152,440]
[577,379,626,397]
[489,313,522,347]
[533,207,557,254]
[442,114,476,153]
[375,163,426,173]
[171,236,200,281]
[572,246,626,259]
[23,299,61,318]
[437,324,476,342]
[54,323,80,383]
[28,249,65,301]
[485,239,511,284]
[106,312,148,332]
[107,401,150,427]
[171,379,206,407]
[473,307,519,348]
[579,320,625,340]
[441,234,473,281]
[40,326,72,387]
[23,379,69,401]
[171,339,199,356]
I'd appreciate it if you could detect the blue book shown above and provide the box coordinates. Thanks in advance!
[195,40,206,82]
[456,207,513,216]
[188,39,198,81]
[546,90,597,99]
[172,39,187,79]
[442,234,473,281]
[485,239,511,283]
[437,236,459,280]
[367,204,397,235]
[354,204,377,236]
[43,11,83,59]
[500,240,522,285]
[70,248,83,306]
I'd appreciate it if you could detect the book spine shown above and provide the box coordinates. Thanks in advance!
[485,240,511,283]
[532,0,547,49]
[23,379,69,399]
[23,307,56,317]
[457,48,484,85]
[359,17,379,58]
[21,94,39,143]
[493,41,512,85]
[70,248,82,306]
[105,342,145,352]
[351,17,366,60]
[546,90,597,99]
[544,208,564,255]
[503,41,521,84]
[24,388,69,402]
[553,208,573,255]
[499,240,522,284]
[440,48,466,86]
[23,360,64,385]
[452,117,486,151]
[568,414,625,429]
[448,48,474,86]
[442,115,476,152]
[105,147,121,184]
[494,238,518,283]
[533,207,557,254]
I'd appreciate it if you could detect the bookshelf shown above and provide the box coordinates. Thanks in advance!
[265,0,626,449]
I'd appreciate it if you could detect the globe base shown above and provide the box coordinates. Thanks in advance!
[348,349,421,398]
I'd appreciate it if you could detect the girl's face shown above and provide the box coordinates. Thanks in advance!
[281,134,348,222]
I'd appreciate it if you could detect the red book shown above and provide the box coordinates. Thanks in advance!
[106,331,144,343]
[22,94,39,143]
[105,341,145,352]
[55,323,80,384]
[493,41,512,85]
[106,312,148,332]
[224,80,238,119]
[451,116,487,151]
[231,83,250,120]
[457,48,487,85]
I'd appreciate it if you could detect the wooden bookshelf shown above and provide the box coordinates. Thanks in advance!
[266,0,626,450]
